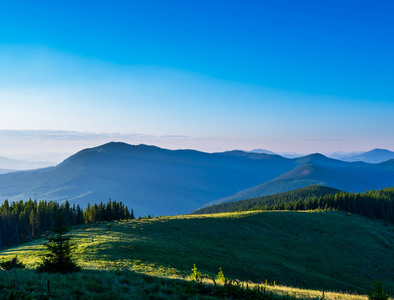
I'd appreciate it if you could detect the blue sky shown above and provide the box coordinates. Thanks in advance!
[0,0,393,156]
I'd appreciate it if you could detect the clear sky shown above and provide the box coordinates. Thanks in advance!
[0,0,393,158]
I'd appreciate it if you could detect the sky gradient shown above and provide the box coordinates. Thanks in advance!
[1,1,393,158]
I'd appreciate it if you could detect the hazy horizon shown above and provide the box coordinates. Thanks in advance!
[0,129,392,167]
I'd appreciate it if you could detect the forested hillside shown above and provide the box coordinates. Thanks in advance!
[194,185,340,214]
[195,186,394,223]
[0,199,133,249]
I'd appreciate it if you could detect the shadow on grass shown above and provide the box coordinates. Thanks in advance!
[0,268,289,300]
[81,217,380,295]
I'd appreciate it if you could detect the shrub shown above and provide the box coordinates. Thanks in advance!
[190,264,202,283]
[216,267,225,282]
[0,256,25,270]
[368,282,389,300]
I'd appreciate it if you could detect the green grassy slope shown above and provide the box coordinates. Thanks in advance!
[1,211,393,299]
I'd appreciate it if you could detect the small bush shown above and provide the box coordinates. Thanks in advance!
[0,256,25,270]
[368,282,389,300]
[216,267,225,282]
[190,264,202,283]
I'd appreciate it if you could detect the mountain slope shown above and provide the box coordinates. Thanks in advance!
[0,142,296,216]
[338,148,394,163]
[206,154,394,206]
[0,169,15,174]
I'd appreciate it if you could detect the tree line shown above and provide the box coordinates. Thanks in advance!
[0,198,134,249]
[194,185,340,214]
[268,188,394,223]
[195,186,394,223]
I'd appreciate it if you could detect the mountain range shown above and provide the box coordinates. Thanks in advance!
[203,154,394,207]
[0,142,394,216]
[249,148,394,163]
[333,148,394,163]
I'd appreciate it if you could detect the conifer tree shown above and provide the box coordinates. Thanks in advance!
[37,214,80,274]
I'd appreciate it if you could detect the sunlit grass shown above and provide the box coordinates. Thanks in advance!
[0,269,374,300]
[1,210,393,299]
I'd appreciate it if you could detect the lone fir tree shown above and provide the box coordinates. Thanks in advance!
[37,214,80,273]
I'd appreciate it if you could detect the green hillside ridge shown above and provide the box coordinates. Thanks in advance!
[194,185,341,214]
[194,186,394,224]
[0,210,393,299]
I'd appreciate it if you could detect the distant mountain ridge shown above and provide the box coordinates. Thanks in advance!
[336,148,394,163]
[249,149,276,155]
[0,142,296,216]
[202,153,394,207]
[248,148,394,163]
[1,142,394,216]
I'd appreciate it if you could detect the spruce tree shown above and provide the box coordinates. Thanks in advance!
[37,215,80,274]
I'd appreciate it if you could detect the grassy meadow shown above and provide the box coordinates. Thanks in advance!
[0,210,393,299]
